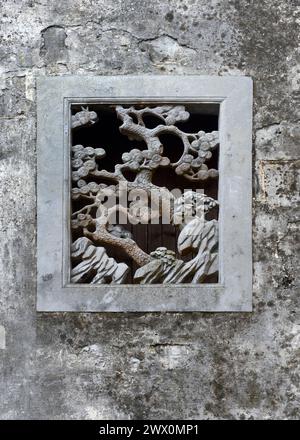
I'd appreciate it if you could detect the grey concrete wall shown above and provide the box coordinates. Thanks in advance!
[0,0,299,419]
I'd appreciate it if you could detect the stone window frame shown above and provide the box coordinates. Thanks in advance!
[37,75,253,312]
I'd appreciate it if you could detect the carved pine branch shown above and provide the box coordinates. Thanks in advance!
[84,224,151,267]
[116,105,219,181]
[71,107,98,129]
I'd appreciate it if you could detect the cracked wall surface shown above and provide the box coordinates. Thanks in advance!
[0,0,299,420]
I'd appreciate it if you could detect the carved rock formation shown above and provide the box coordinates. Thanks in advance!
[71,237,129,284]
[134,220,218,284]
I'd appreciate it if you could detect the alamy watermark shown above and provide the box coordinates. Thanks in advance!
[73,183,218,234]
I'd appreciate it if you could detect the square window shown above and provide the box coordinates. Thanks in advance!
[37,76,253,311]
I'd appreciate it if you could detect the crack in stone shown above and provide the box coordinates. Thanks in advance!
[150,343,192,348]
[256,120,300,131]
[137,34,197,52]
[84,21,197,52]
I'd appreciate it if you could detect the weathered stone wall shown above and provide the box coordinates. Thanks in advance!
[0,0,299,419]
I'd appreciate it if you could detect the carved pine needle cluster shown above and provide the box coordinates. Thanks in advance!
[70,105,219,284]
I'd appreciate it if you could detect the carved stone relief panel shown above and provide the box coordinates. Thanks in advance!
[70,104,219,285]
[37,76,252,311]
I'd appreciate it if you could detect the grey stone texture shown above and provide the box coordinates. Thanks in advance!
[0,0,299,419]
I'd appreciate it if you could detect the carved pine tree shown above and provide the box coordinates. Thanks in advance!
[70,105,219,284]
